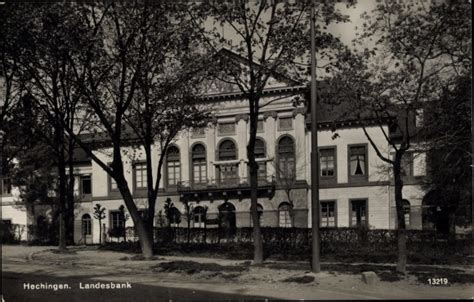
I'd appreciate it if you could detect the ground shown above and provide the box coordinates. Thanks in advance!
[1,245,473,301]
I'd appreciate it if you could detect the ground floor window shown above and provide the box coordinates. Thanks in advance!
[110,211,125,229]
[321,201,336,227]
[278,202,292,228]
[193,206,206,228]
[82,214,92,235]
[350,199,368,228]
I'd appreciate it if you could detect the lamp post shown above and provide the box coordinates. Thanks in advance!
[310,0,321,273]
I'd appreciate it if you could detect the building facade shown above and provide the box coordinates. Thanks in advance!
[1,53,429,244]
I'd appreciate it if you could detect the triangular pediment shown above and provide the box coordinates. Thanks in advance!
[200,48,301,97]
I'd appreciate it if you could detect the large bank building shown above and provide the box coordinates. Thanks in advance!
[1,50,433,244]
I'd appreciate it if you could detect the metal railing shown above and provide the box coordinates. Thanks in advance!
[177,175,276,191]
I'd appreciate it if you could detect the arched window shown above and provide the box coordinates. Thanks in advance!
[250,204,264,227]
[166,146,181,186]
[254,139,266,179]
[403,199,410,227]
[218,140,237,160]
[192,144,207,185]
[193,206,207,228]
[278,202,292,228]
[218,140,238,183]
[169,207,181,227]
[82,214,92,236]
[277,137,295,179]
[218,202,236,231]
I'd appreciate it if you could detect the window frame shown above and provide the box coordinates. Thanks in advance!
[217,139,239,183]
[349,199,368,228]
[165,146,181,188]
[320,200,337,228]
[191,143,208,185]
[81,214,92,236]
[278,202,292,228]
[319,146,337,184]
[80,175,92,196]
[133,161,148,191]
[277,136,296,181]
[348,144,369,183]
[109,210,125,230]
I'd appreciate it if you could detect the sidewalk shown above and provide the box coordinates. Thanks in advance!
[2,245,473,300]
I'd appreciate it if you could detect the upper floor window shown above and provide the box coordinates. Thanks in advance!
[218,140,237,161]
[257,120,264,132]
[166,146,181,187]
[80,175,92,195]
[320,201,336,227]
[278,117,293,130]
[192,144,207,184]
[255,139,266,179]
[349,145,367,181]
[218,122,236,135]
[218,140,238,182]
[277,136,296,179]
[134,162,147,189]
[320,148,336,178]
[1,178,12,196]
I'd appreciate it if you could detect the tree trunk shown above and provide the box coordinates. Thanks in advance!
[248,110,263,264]
[117,178,154,258]
[394,153,407,273]
[57,127,68,252]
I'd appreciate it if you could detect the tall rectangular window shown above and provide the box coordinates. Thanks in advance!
[320,201,336,227]
[167,161,180,186]
[81,175,92,195]
[320,148,336,179]
[350,199,368,228]
[110,211,125,229]
[349,145,368,181]
[166,146,181,187]
[1,178,12,195]
[134,162,147,189]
